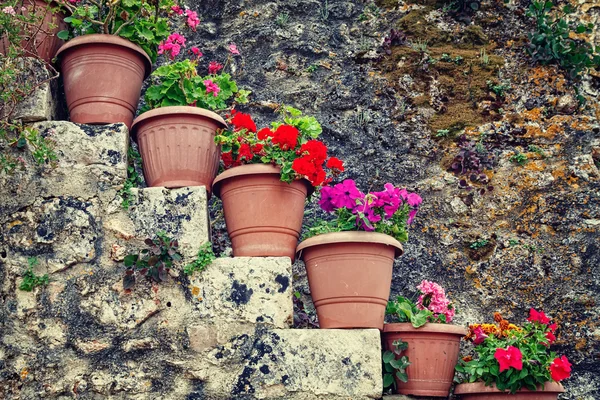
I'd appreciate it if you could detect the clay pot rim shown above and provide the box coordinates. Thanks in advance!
[383,322,467,335]
[296,231,404,258]
[454,381,565,394]
[130,105,227,141]
[54,34,152,78]
[212,164,313,199]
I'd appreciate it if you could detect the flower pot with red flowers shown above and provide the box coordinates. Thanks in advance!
[1,0,68,64]
[55,0,202,127]
[296,180,422,329]
[131,47,247,190]
[212,106,344,259]
[454,308,571,399]
[383,282,467,397]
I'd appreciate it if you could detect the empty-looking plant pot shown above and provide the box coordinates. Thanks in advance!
[131,106,226,192]
[383,323,467,396]
[296,232,403,329]
[55,34,151,128]
[212,164,310,259]
[454,382,565,400]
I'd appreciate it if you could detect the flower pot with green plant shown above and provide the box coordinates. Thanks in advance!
[295,180,421,329]
[54,0,199,127]
[130,43,248,191]
[454,309,570,399]
[1,0,68,64]
[383,281,467,396]
[212,106,344,259]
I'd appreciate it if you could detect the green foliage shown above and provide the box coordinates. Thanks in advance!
[470,238,489,249]
[442,0,481,17]
[183,242,216,276]
[119,146,143,210]
[487,80,511,97]
[1,123,58,175]
[440,53,464,64]
[143,60,245,112]
[510,152,528,166]
[59,0,176,62]
[122,231,182,291]
[382,340,411,389]
[508,238,520,247]
[276,12,289,27]
[527,1,600,80]
[436,129,451,137]
[386,296,437,328]
[19,257,49,292]
[456,320,559,393]
[358,2,381,22]
[305,64,319,73]
[528,145,548,158]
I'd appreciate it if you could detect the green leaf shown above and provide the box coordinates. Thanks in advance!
[137,26,155,41]
[383,373,394,388]
[410,310,430,328]
[57,30,70,40]
[123,254,137,267]
[396,371,409,383]
[382,351,395,364]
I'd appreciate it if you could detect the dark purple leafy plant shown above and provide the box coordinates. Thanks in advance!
[382,29,407,55]
[449,135,496,194]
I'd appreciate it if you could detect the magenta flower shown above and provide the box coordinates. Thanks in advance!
[158,33,186,60]
[372,183,401,217]
[204,80,220,97]
[407,192,422,207]
[190,47,203,58]
[472,326,488,345]
[407,209,418,225]
[331,179,364,209]
[208,61,223,74]
[229,43,240,55]
[186,9,200,31]
[318,186,336,212]
[354,196,381,231]
[171,5,184,15]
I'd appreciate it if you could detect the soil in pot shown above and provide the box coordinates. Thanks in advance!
[454,382,565,400]
[131,106,226,192]
[383,323,467,396]
[55,34,151,128]
[296,231,403,329]
[212,164,310,259]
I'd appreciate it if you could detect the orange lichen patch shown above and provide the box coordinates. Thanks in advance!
[575,338,587,351]
[7,220,22,229]
[524,161,545,172]
[570,118,592,131]
[523,108,543,122]
[524,124,558,139]
[191,286,200,296]
[20,368,28,380]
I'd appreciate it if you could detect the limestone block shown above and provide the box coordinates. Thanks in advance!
[198,328,383,399]
[13,79,55,122]
[0,121,128,215]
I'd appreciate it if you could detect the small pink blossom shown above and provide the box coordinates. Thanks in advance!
[416,280,455,323]
[229,43,240,55]
[208,61,223,74]
[189,47,203,58]
[204,79,220,97]
[2,6,16,15]
[171,5,184,15]
[186,9,200,31]
[158,33,186,60]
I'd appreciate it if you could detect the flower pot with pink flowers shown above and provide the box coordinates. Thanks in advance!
[212,106,344,260]
[454,308,571,399]
[295,180,422,329]
[383,281,467,397]
[55,0,201,127]
[131,43,248,191]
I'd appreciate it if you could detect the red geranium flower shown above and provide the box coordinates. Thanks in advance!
[272,125,299,150]
[252,143,264,154]
[231,112,257,133]
[549,356,572,381]
[292,155,317,177]
[257,128,273,140]
[238,143,253,161]
[527,308,551,325]
[222,151,234,168]
[494,346,523,372]
[549,323,557,332]
[326,157,344,172]
[300,140,328,162]
[545,331,556,345]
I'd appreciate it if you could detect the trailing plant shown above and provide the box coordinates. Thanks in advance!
[487,80,511,98]
[526,1,600,80]
[122,231,182,292]
[382,29,406,55]
[57,0,200,62]
[510,151,528,166]
[383,339,410,389]
[19,257,49,291]
[470,238,489,249]
[386,281,456,328]
[456,309,572,392]
[215,106,344,187]
[119,145,143,210]
[142,40,249,112]
[183,242,215,276]
[304,180,421,243]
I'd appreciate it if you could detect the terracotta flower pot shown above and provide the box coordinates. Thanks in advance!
[131,106,226,192]
[383,323,467,396]
[55,34,151,128]
[454,382,565,400]
[296,232,403,329]
[0,0,67,64]
[212,164,310,259]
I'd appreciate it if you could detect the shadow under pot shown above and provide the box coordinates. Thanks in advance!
[130,106,226,193]
[296,231,403,329]
[383,323,467,397]
[212,164,311,260]
[55,34,151,129]
[454,382,565,400]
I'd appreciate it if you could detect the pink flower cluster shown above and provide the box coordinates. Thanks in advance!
[186,9,200,31]
[319,180,422,231]
[208,61,223,74]
[416,280,455,323]
[158,33,186,60]
[204,79,220,96]
[2,6,16,15]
